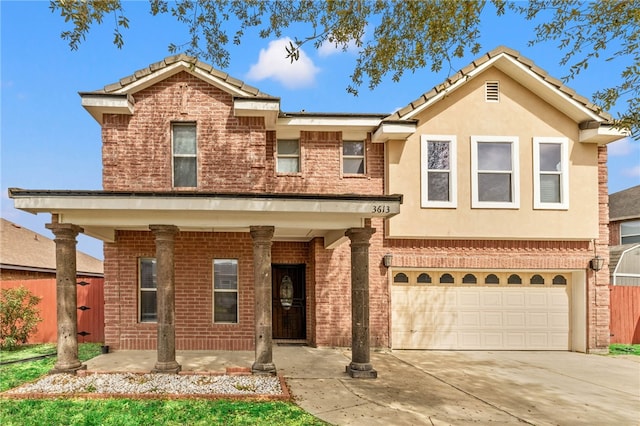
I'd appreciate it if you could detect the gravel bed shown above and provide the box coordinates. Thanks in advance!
[5,373,282,396]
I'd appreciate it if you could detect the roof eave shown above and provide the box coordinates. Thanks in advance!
[80,93,134,124]
[233,97,281,130]
[578,122,630,145]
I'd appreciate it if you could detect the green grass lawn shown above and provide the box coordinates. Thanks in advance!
[609,343,640,356]
[0,343,326,425]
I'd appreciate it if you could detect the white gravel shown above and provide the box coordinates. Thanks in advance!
[5,373,283,396]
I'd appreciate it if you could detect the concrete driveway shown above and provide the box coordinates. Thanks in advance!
[277,347,640,425]
[84,346,639,425]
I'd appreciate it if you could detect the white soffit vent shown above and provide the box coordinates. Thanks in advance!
[485,81,499,102]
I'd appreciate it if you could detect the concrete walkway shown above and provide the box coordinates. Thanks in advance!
[85,346,640,425]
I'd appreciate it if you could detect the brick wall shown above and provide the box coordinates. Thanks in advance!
[103,72,384,195]
[609,221,621,246]
[589,145,610,352]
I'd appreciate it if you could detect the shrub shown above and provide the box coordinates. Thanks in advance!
[0,286,43,350]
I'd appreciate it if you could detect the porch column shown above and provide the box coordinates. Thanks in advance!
[150,225,181,374]
[345,227,377,378]
[46,220,86,374]
[250,226,276,375]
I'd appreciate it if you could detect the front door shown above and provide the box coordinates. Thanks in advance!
[272,264,306,339]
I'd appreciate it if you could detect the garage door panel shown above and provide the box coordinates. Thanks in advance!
[459,311,480,326]
[459,292,481,307]
[459,332,481,347]
[527,312,549,327]
[481,333,503,347]
[391,277,570,350]
[481,292,503,306]
[549,312,569,328]
[505,312,526,327]
[482,312,503,327]
[504,291,526,307]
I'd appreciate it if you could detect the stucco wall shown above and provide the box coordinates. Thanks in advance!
[387,68,600,240]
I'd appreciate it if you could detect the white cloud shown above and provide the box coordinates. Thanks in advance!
[318,37,360,57]
[246,38,320,89]
[607,138,636,156]
[622,165,640,178]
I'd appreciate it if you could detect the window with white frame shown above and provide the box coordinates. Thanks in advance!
[421,135,457,207]
[276,139,300,173]
[621,220,640,244]
[213,259,238,323]
[139,258,157,322]
[172,123,197,187]
[342,140,366,174]
[471,136,520,208]
[533,137,569,209]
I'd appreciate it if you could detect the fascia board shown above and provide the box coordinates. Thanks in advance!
[11,195,401,217]
[276,116,381,134]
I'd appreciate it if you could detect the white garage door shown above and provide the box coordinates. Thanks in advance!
[391,271,570,350]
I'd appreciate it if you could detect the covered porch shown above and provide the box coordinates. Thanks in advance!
[9,189,401,378]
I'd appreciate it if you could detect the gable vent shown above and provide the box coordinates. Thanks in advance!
[485,81,499,102]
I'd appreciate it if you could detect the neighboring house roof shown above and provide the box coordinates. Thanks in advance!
[609,185,640,222]
[0,218,103,276]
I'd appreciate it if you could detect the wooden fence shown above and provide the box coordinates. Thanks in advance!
[609,285,640,344]
[1,277,104,344]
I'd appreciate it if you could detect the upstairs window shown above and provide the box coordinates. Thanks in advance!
[172,123,197,187]
[139,258,157,323]
[533,137,569,209]
[342,141,366,175]
[621,220,640,244]
[421,135,457,208]
[471,136,520,209]
[277,139,300,173]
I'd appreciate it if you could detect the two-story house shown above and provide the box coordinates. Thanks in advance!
[10,46,626,376]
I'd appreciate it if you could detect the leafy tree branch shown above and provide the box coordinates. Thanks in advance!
[49,0,639,138]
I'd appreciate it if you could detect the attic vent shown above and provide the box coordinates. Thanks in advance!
[485,81,499,102]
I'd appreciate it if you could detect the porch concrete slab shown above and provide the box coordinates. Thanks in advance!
[83,347,640,425]
[84,350,254,373]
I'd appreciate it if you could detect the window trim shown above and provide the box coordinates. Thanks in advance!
[471,135,520,209]
[533,137,569,210]
[421,135,457,208]
[138,257,157,323]
[276,139,301,175]
[342,140,367,176]
[212,258,239,324]
[171,122,197,188]
[621,220,640,244]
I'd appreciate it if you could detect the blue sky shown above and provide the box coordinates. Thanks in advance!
[2,1,638,260]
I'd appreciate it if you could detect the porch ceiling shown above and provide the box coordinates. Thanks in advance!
[9,189,402,248]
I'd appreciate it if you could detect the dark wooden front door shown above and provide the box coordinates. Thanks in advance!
[272,264,306,339]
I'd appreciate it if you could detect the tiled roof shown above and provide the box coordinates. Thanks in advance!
[0,218,103,275]
[87,53,276,99]
[609,185,640,221]
[386,46,612,122]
